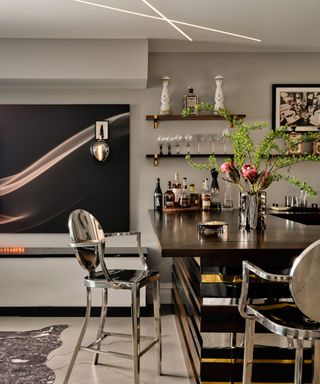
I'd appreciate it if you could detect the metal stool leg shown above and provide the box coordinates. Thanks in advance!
[94,288,108,365]
[63,287,92,384]
[294,339,304,384]
[153,279,162,375]
[131,285,141,384]
[242,318,255,384]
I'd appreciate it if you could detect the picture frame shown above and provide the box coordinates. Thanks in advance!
[272,84,320,131]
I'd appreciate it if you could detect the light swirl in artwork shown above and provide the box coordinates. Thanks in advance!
[0,112,128,198]
[0,112,129,225]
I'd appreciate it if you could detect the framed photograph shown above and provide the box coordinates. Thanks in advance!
[272,84,320,131]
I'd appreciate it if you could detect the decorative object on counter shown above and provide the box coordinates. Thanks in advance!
[160,76,171,115]
[197,220,228,238]
[154,177,163,211]
[214,75,224,113]
[183,86,198,115]
[90,121,110,162]
[272,84,320,131]
[239,191,266,230]
[185,108,320,230]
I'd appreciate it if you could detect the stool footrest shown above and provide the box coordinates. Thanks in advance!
[80,336,159,359]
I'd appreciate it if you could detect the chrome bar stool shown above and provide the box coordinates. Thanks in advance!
[63,209,162,384]
[238,238,320,384]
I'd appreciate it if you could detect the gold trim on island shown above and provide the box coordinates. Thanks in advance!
[201,358,311,364]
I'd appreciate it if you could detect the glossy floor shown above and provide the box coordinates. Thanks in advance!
[0,315,190,384]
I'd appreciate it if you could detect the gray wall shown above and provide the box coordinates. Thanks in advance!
[0,51,320,304]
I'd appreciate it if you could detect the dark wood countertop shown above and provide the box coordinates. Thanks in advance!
[149,209,320,268]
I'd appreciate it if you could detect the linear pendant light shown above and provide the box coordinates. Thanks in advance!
[141,0,192,41]
[73,0,261,42]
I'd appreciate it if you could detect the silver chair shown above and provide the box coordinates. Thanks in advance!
[63,209,162,384]
[238,238,320,384]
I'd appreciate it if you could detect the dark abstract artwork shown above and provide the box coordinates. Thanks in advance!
[0,104,130,233]
[0,325,68,384]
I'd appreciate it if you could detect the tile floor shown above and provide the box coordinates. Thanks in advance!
[0,315,190,384]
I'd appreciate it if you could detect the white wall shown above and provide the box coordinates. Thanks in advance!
[0,51,320,305]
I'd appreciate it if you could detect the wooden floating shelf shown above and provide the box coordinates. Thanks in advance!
[146,114,246,128]
[146,153,234,166]
[146,153,234,158]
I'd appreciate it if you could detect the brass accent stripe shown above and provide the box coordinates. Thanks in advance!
[201,358,312,364]
[202,382,296,384]
[201,274,242,283]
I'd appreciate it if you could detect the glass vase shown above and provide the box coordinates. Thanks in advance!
[239,191,267,230]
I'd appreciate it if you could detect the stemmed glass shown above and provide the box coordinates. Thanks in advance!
[157,135,164,155]
[193,134,203,154]
[184,134,193,154]
[173,134,183,154]
[162,135,171,155]
[221,128,231,154]
[208,134,218,154]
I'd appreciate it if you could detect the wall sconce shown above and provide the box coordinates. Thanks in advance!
[90,121,110,162]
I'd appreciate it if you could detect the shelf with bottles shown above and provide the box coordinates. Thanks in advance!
[146,113,246,128]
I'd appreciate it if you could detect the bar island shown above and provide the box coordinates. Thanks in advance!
[149,209,320,384]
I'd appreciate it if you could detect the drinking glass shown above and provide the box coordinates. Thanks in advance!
[157,135,164,155]
[184,134,193,154]
[208,133,218,153]
[173,134,183,154]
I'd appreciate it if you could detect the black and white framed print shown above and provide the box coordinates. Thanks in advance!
[272,84,320,131]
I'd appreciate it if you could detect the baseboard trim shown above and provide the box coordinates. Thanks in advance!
[0,304,173,317]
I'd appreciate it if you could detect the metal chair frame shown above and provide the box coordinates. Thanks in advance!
[63,210,162,384]
[238,239,320,384]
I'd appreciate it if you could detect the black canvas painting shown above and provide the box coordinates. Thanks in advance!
[0,104,130,233]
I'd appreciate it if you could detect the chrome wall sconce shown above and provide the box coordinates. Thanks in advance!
[90,121,110,162]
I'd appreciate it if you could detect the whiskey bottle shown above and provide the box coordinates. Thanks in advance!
[201,178,211,211]
[154,178,163,211]
[179,177,191,208]
[172,172,182,207]
[164,181,175,209]
[183,86,198,115]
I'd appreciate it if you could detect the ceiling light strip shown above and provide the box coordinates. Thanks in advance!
[73,0,160,20]
[141,0,192,41]
[73,0,260,42]
[172,19,261,42]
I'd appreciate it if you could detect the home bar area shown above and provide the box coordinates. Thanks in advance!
[150,208,320,383]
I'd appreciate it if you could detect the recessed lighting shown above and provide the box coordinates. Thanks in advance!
[73,0,261,42]
[141,0,192,41]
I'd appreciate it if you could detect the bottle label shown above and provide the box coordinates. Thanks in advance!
[202,200,211,208]
[173,188,181,203]
[186,96,197,108]
[165,201,174,208]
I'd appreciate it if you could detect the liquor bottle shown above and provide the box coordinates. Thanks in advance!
[201,178,211,211]
[172,172,182,207]
[211,168,221,211]
[164,181,175,209]
[179,177,191,208]
[153,178,163,211]
[183,86,198,115]
[190,183,200,207]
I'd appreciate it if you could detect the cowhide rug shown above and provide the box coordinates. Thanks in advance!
[0,324,68,384]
